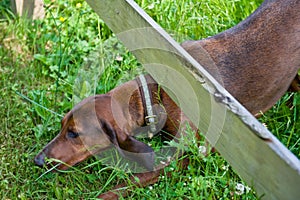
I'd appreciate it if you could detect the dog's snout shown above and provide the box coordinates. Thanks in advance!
[34,153,46,167]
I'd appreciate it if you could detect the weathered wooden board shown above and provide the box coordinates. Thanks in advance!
[86,0,300,199]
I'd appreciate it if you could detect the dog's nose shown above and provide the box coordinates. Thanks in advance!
[34,153,46,167]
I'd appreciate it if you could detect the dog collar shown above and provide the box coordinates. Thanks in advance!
[138,75,158,136]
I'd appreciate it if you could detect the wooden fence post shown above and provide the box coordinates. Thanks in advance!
[10,0,44,19]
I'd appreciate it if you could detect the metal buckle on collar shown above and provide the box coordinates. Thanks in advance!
[146,114,157,134]
[145,115,158,138]
[145,115,158,126]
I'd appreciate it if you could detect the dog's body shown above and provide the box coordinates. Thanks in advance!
[35,0,300,199]
[182,0,300,115]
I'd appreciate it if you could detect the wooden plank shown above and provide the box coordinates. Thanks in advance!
[10,0,44,19]
[85,0,300,199]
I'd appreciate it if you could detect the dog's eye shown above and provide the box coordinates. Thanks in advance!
[67,131,80,139]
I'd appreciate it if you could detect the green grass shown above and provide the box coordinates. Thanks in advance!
[0,0,299,199]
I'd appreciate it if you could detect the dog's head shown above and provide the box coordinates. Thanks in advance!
[34,95,154,171]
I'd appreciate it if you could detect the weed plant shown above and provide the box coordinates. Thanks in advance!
[1,0,299,199]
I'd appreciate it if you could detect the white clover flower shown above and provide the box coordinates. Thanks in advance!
[198,146,207,155]
[235,183,245,195]
[221,165,229,171]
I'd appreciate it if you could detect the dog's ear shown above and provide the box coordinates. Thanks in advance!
[99,118,119,147]
[99,119,155,171]
[118,135,155,171]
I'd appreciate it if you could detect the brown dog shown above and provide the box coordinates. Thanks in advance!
[95,0,300,198]
[34,75,195,171]
[35,0,300,198]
